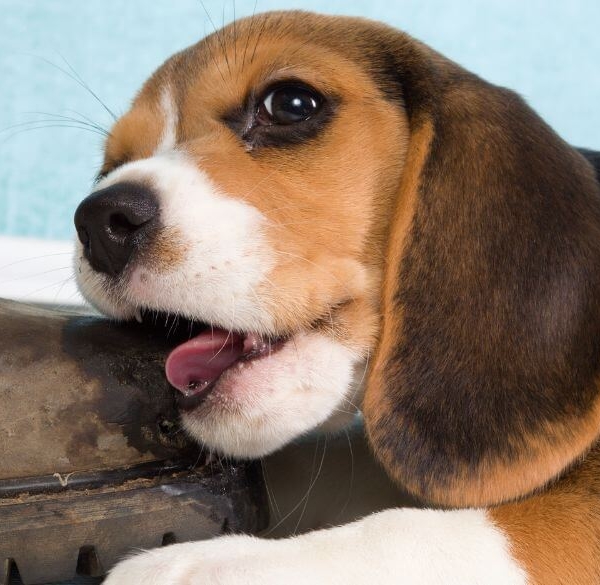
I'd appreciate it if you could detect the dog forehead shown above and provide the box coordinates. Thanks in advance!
[103,12,404,172]
[149,12,400,104]
[171,11,394,74]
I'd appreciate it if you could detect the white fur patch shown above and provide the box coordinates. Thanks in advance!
[103,508,528,584]
[182,331,364,458]
[155,87,178,154]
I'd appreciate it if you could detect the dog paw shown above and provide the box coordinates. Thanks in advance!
[103,536,290,585]
[102,545,187,585]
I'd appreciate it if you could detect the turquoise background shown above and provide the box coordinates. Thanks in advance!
[1,0,599,240]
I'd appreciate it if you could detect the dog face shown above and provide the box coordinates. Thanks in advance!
[75,12,408,458]
[75,11,600,507]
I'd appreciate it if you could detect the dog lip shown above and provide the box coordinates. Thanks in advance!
[241,332,288,359]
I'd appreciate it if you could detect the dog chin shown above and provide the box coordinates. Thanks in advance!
[178,330,364,458]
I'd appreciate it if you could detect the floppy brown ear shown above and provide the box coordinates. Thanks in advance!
[362,32,600,507]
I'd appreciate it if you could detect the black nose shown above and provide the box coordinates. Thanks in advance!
[74,182,159,276]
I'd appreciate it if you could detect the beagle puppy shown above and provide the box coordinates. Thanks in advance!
[73,11,600,584]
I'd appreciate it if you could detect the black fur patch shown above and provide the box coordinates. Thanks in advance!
[374,46,600,492]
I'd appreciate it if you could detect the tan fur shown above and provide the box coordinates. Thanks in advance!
[101,101,165,174]
[140,225,189,272]
[491,444,600,585]
[370,391,600,508]
[364,117,434,437]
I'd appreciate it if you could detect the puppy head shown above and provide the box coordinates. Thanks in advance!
[74,12,409,458]
[75,11,600,507]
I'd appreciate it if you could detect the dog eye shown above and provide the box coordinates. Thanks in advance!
[257,85,322,125]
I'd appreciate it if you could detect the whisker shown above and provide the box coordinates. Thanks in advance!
[292,436,326,535]
[220,3,232,75]
[249,14,269,65]
[167,313,181,338]
[191,449,205,470]
[331,407,360,416]
[341,393,362,414]
[198,3,228,84]
[241,0,259,69]
[198,0,231,76]
[260,459,282,521]
[23,110,110,135]
[0,123,107,146]
[27,53,117,121]
[336,427,355,520]
[232,0,238,65]
[18,275,76,301]
[65,109,111,133]
[0,252,72,272]
[207,296,236,364]
[264,436,328,536]
[1,116,109,137]
[356,349,371,389]
[58,53,118,121]
[52,274,74,305]
[0,265,71,285]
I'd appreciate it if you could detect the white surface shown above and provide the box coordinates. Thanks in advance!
[0,235,84,304]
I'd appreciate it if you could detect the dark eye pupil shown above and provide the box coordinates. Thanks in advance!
[264,86,321,124]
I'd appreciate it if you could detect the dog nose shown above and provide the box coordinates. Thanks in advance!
[74,182,159,276]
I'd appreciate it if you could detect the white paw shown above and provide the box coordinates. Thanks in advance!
[102,509,529,585]
[103,536,292,585]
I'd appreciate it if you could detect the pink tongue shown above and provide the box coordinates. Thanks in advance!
[165,328,245,396]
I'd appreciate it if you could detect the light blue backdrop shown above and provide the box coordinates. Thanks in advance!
[1,0,599,240]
